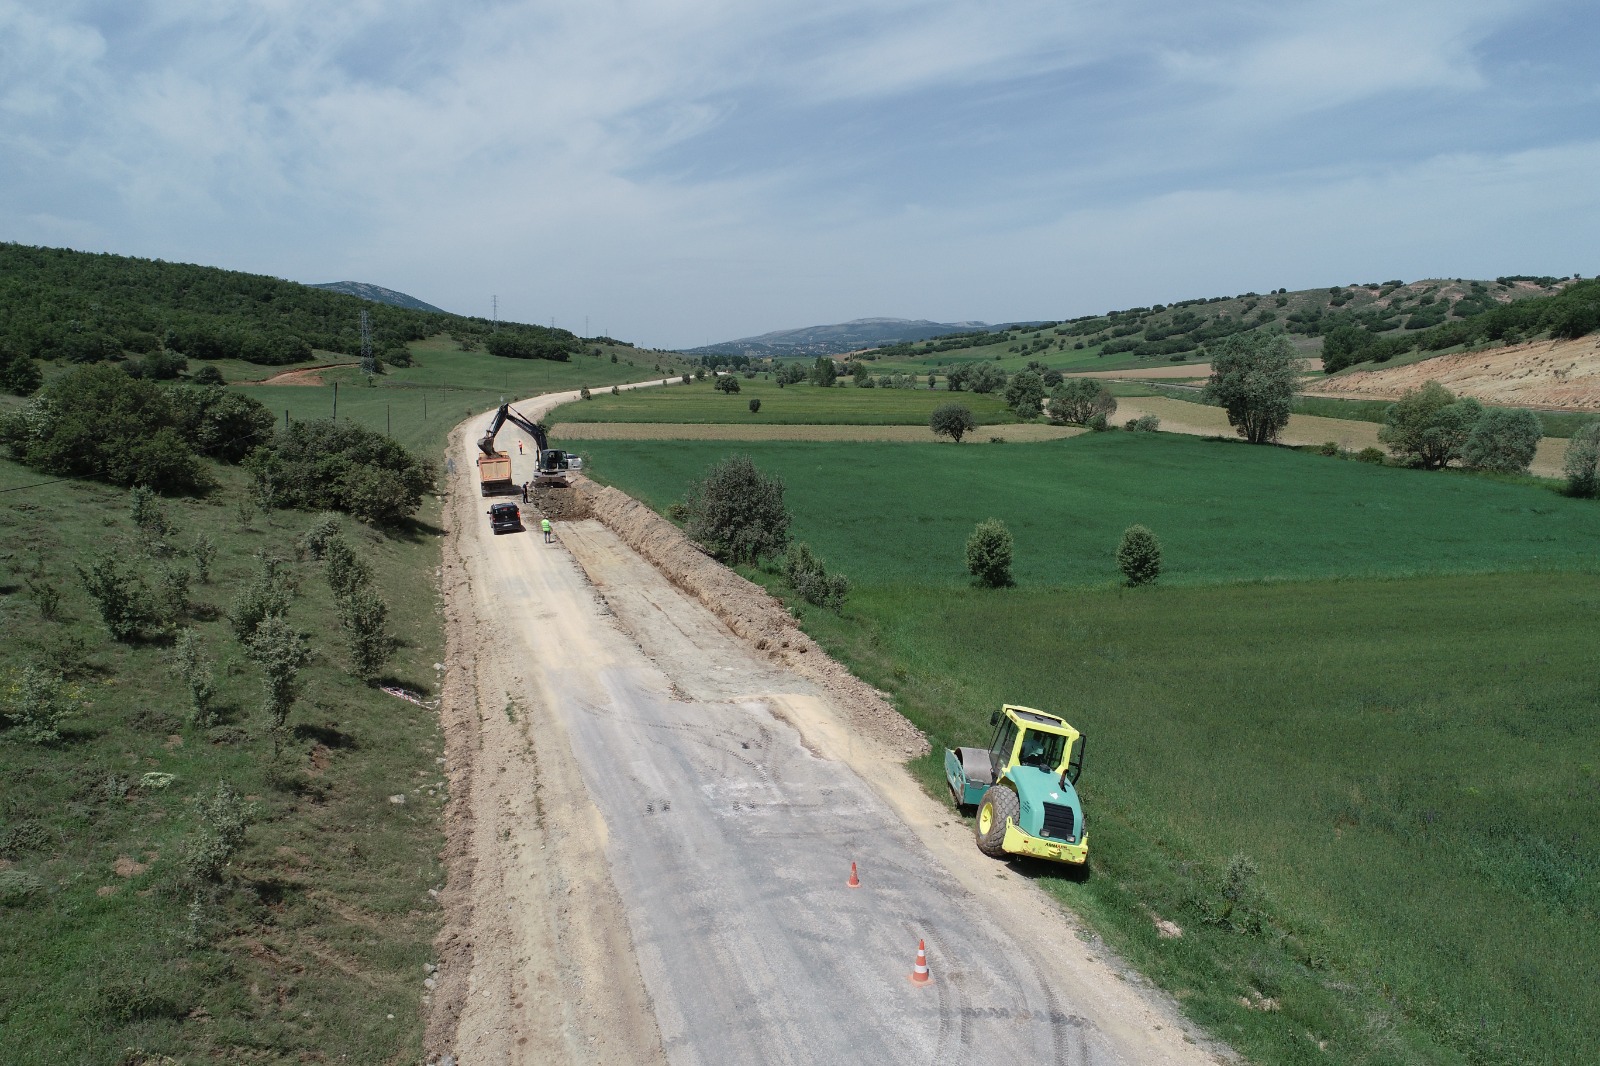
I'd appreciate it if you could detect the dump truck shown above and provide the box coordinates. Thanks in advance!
[945,705,1087,867]
[476,402,584,496]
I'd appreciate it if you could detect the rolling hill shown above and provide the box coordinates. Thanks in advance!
[311,280,446,314]
[685,317,1043,358]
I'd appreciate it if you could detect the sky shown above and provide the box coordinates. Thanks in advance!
[3,1,1599,349]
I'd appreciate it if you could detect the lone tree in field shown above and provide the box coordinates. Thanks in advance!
[715,375,741,393]
[1117,525,1162,586]
[1462,407,1542,474]
[1202,332,1298,444]
[1378,381,1483,469]
[683,455,791,566]
[1562,422,1600,496]
[930,403,976,443]
[966,518,1014,587]
[1049,379,1116,426]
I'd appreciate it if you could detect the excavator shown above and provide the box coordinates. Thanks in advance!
[476,402,584,496]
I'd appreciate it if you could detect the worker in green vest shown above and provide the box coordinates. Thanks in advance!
[541,518,553,543]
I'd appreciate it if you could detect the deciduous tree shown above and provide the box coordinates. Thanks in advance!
[1202,332,1298,444]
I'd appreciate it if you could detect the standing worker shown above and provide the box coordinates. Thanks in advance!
[541,518,553,544]
[521,482,529,503]
[517,440,524,455]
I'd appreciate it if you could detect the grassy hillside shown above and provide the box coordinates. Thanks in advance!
[578,432,1600,1066]
[0,461,445,1063]
[850,275,1593,380]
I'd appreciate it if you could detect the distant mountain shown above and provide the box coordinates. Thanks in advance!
[683,317,1043,358]
[311,281,445,314]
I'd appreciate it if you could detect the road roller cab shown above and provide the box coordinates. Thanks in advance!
[944,705,1088,867]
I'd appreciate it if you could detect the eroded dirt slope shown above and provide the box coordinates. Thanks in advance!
[1309,334,1600,409]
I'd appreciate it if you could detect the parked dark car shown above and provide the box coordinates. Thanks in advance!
[487,502,524,535]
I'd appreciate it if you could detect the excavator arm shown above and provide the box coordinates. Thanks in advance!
[477,403,549,457]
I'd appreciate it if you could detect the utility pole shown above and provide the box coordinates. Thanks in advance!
[332,382,338,422]
[492,295,498,332]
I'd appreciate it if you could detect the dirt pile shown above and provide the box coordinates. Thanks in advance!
[531,485,593,521]
[571,479,929,760]
[1310,335,1600,409]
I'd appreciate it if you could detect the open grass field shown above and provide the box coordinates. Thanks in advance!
[235,341,683,456]
[0,460,447,1063]
[575,434,1600,586]
[547,375,1019,426]
[578,432,1600,1066]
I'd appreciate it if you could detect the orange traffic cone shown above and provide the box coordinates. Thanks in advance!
[910,939,931,985]
[847,862,860,889]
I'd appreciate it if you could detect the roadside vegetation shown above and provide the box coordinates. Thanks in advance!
[579,432,1600,1066]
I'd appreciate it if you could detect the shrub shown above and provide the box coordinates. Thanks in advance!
[179,781,253,884]
[2,666,77,743]
[297,514,341,560]
[189,533,217,582]
[381,345,412,368]
[783,542,850,612]
[0,869,43,907]
[0,343,43,396]
[324,537,372,600]
[228,556,292,643]
[715,375,741,393]
[1117,524,1162,585]
[77,553,159,640]
[964,362,1006,394]
[1462,407,1542,474]
[246,615,310,756]
[167,385,275,463]
[749,398,761,414]
[1049,379,1116,425]
[965,519,1013,588]
[809,357,837,387]
[157,562,192,617]
[1087,412,1110,432]
[1003,370,1046,419]
[246,418,435,525]
[579,387,591,400]
[1562,423,1600,497]
[337,585,393,684]
[681,373,692,384]
[611,385,620,395]
[0,364,207,492]
[168,629,217,726]
[129,486,170,536]
[930,403,976,443]
[682,455,791,566]
[1127,415,1161,433]
[1379,381,1482,469]
[1356,446,1387,464]
[1316,440,1343,457]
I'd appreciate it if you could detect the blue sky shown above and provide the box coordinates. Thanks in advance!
[3,0,1598,348]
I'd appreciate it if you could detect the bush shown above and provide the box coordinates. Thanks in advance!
[580,387,591,400]
[189,532,217,582]
[749,398,761,414]
[783,542,849,612]
[965,519,1013,587]
[683,455,791,566]
[1126,415,1161,433]
[228,556,292,643]
[381,345,412,368]
[168,629,217,726]
[0,343,42,396]
[1117,524,1162,585]
[2,666,77,743]
[1086,412,1110,432]
[1562,423,1600,497]
[129,486,170,536]
[1049,379,1116,425]
[0,364,222,492]
[324,537,372,600]
[179,781,253,884]
[337,585,393,684]
[245,419,435,525]
[930,403,976,443]
[297,515,342,560]
[1003,370,1046,419]
[247,614,310,755]
[715,375,741,393]
[1356,446,1387,464]
[1316,440,1343,457]
[0,869,43,907]
[1379,381,1482,469]
[77,553,160,640]
[1462,407,1542,474]
[167,385,275,464]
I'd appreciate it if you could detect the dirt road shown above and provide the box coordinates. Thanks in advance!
[428,385,1227,1065]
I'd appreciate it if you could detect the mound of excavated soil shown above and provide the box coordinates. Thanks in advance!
[1310,335,1600,410]
[571,479,929,760]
